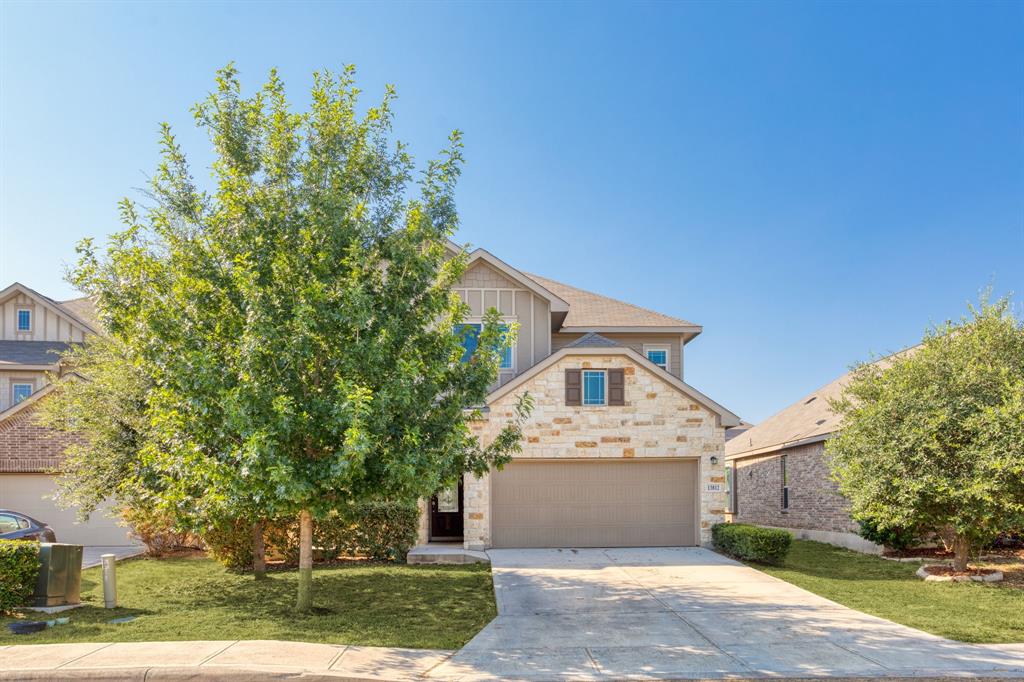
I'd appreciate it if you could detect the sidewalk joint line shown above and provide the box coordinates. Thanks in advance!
[326,644,349,671]
[198,640,239,666]
[56,642,115,669]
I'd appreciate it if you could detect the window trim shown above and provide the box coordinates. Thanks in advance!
[12,382,33,405]
[455,319,516,372]
[582,369,607,406]
[16,308,32,332]
[643,344,670,372]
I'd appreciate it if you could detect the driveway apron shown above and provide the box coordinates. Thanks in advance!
[431,547,1024,680]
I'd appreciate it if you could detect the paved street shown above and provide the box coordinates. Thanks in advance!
[432,546,1024,680]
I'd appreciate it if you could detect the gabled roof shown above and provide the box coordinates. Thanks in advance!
[0,341,73,367]
[486,344,741,427]
[523,272,702,334]
[0,282,97,334]
[725,346,919,460]
[58,296,99,330]
[446,242,570,313]
[563,332,620,349]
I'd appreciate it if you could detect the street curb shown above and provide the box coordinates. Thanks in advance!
[0,667,384,682]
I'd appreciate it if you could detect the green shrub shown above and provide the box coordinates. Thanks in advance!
[121,506,199,556]
[202,501,419,570]
[347,500,420,562]
[0,540,41,613]
[712,522,792,565]
[855,517,925,551]
[202,518,254,571]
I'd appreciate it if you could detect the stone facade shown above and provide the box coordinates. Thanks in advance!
[455,352,727,549]
[730,441,857,534]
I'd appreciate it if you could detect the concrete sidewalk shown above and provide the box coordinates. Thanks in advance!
[0,640,453,680]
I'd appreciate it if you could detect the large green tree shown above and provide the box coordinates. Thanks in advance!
[72,64,530,609]
[826,295,1024,571]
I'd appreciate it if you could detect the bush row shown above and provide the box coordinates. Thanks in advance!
[142,500,420,571]
[711,523,792,565]
[0,540,40,613]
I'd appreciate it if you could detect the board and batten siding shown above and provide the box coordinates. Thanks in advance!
[0,371,47,412]
[454,262,551,385]
[552,333,684,379]
[1,293,89,342]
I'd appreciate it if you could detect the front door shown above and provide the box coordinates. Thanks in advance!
[430,481,464,540]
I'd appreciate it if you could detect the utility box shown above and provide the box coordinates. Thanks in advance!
[33,544,84,607]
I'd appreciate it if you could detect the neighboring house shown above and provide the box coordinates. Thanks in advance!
[724,364,883,554]
[724,420,754,442]
[0,282,134,546]
[419,244,741,550]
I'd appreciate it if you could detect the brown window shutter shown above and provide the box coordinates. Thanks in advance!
[565,369,581,406]
[608,368,625,405]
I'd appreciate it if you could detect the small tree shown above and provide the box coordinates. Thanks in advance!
[35,336,154,517]
[72,64,531,610]
[827,295,1024,571]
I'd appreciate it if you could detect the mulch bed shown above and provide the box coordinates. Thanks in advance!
[884,547,1024,560]
[920,565,1001,578]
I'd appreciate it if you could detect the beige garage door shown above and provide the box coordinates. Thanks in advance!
[0,474,135,546]
[491,459,698,548]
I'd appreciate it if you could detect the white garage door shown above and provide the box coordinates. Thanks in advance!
[0,474,136,546]
[491,459,699,548]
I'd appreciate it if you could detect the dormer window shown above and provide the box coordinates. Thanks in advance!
[16,309,31,332]
[644,344,669,371]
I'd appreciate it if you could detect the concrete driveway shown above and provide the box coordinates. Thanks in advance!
[82,545,144,568]
[431,547,1024,680]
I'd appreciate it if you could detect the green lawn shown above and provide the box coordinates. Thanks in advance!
[0,556,496,649]
[752,540,1024,644]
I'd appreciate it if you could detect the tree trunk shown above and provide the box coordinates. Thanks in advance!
[252,521,267,581]
[296,509,313,612]
[951,533,971,573]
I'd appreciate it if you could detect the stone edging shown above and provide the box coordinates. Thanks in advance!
[915,565,1004,583]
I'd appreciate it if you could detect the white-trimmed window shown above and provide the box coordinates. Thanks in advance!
[16,309,32,332]
[12,383,33,405]
[644,344,670,371]
[582,370,606,406]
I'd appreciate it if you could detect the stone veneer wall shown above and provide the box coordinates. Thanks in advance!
[732,441,858,534]
[460,353,727,549]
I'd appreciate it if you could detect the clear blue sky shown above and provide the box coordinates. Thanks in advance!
[1,1,1021,423]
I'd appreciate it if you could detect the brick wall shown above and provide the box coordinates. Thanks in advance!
[0,398,76,473]
[732,441,857,534]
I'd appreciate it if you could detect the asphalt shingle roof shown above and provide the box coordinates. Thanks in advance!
[563,332,621,349]
[725,347,919,459]
[523,273,699,330]
[0,341,73,366]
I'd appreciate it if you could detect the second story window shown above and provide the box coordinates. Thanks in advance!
[582,370,606,406]
[644,345,669,371]
[16,309,32,332]
[12,383,33,405]
[454,323,513,370]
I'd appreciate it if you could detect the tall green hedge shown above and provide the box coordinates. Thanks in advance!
[712,523,792,565]
[0,540,40,613]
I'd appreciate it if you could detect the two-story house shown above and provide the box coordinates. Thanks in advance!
[419,244,740,550]
[0,282,133,545]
